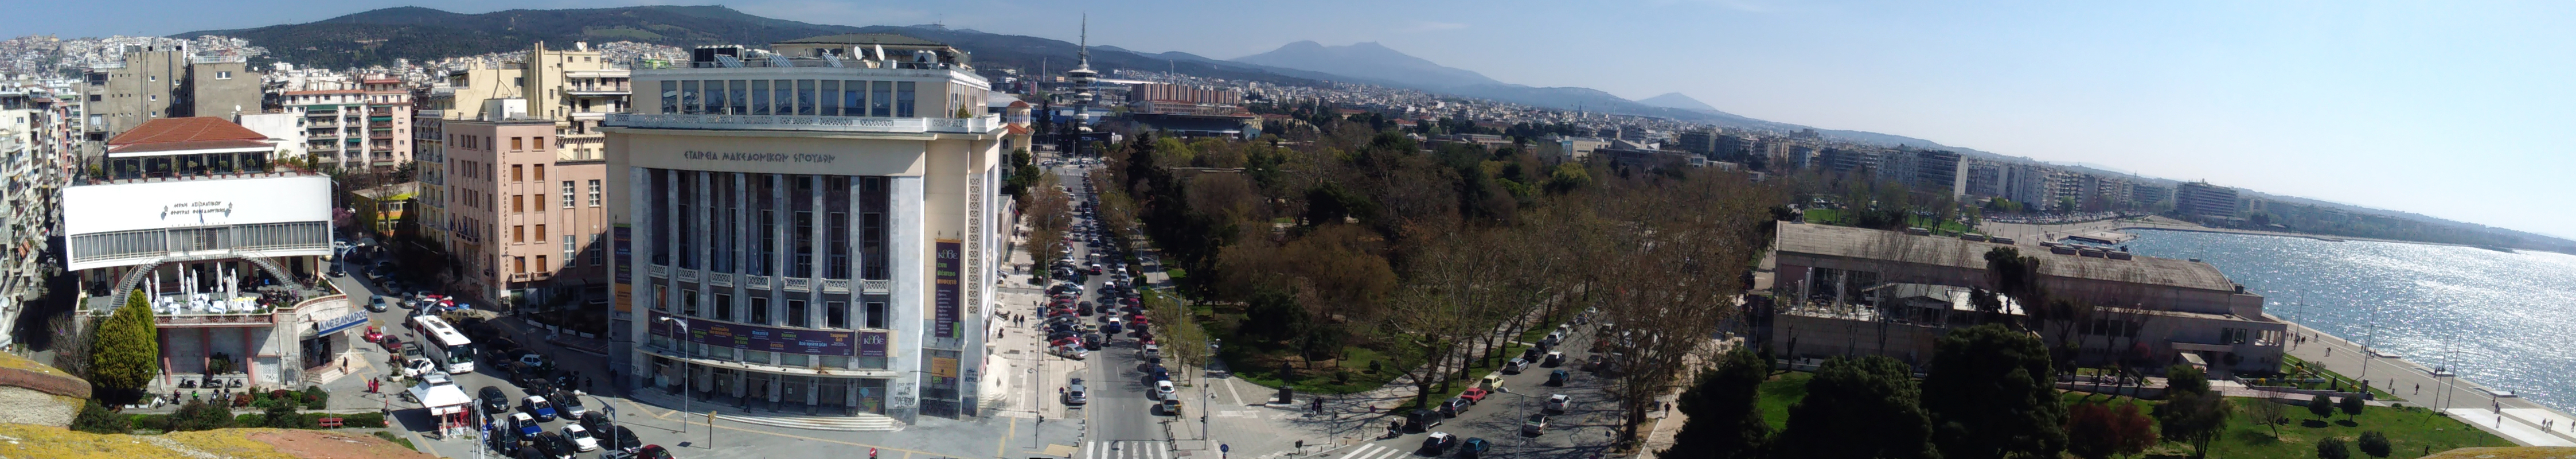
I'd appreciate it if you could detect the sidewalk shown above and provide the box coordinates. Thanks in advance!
[2280,318,2576,446]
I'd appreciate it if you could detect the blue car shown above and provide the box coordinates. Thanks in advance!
[513,412,542,436]
[525,395,559,422]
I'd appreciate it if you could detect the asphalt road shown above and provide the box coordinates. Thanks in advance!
[1332,319,1629,459]
[1049,161,1179,459]
[333,254,630,458]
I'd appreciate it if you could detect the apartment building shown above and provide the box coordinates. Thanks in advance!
[438,42,630,163]
[605,34,1008,423]
[439,99,610,309]
[0,80,76,348]
[275,73,411,171]
[80,45,263,143]
[2174,181,2239,220]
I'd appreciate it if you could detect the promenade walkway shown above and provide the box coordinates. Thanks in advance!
[2279,317,2576,446]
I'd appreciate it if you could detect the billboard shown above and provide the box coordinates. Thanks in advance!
[934,239,961,339]
[64,176,333,235]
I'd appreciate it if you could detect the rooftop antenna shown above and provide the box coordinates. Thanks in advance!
[1077,13,1090,70]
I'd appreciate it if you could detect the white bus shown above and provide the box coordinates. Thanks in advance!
[410,316,477,374]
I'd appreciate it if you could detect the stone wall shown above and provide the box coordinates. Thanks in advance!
[0,352,91,427]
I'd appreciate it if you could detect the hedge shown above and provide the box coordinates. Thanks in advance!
[123,411,384,433]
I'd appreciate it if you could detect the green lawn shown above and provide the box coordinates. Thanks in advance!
[1751,371,2509,458]
[2280,355,2403,401]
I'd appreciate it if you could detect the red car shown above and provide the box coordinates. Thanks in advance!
[1458,388,1490,403]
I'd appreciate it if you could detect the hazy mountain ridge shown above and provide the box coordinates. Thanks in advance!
[1636,92,1718,111]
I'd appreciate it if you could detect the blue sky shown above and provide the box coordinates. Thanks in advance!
[22,0,2576,238]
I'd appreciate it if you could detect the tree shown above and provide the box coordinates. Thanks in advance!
[1660,348,1771,459]
[1775,356,1938,459]
[92,289,162,401]
[46,312,93,380]
[2308,394,2336,421]
[2356,430,2392,457]
[264,402,304,428]
[2339,393,2366,421]
[2065,402,2157,459]
[2317,437,2351,459]
[71,400,129,434]
[2246,398,2290,437]
[1921,324,2067,459]
[2155,365,2231,459]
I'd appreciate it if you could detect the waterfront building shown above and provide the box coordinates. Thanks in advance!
[2175,181,2239,221]
[604,34,1009,423]
[1766,221,2288,374]
[65,116,354,390]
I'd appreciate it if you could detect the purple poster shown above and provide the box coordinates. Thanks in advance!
[648,311,855,356]
[935,239,961,339]
[859,331,890,357]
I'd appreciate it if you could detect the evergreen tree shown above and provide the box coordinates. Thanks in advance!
[1922,324,2068,459]
[2155,365,2231,459]
[1659,347,1771,459]
[91,290,162,400]
[71,400,130,434]
[1775,356,1938,459]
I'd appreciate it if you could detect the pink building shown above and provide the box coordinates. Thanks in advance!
[443,107,610,308]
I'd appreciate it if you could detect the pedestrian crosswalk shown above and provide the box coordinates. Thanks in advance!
[1337,444,1410,459]
[1084,441,1176,459]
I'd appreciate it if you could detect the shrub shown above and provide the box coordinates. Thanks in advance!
[72,400,130,434]
[303,386,330,410]
[170,399,235,431]
[2317,437,2351,459]
[265,404,304,428]
[128,414,171,431]
[339,412,389,428]
[231,392,253,408]
[2358,431,2392,457]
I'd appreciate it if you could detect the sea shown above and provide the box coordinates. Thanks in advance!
[2120,229,2576,412]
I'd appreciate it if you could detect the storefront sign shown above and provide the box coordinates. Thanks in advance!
[314,310,369,337]
[648,311,856,356]
[858,331,891,357]
[681,150,838,164]
[934,239,961,339]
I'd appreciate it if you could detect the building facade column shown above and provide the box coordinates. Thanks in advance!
[887,174,923,423]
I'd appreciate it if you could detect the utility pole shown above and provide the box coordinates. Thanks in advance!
[659,316,692,434]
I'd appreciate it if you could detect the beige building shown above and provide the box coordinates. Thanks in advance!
[438,42,629,163]
[1765,222,2288,374]
[80,45,263,143]
[440,100,610,309]
[604,34,1006,423]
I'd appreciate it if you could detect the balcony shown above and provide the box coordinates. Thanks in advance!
[862,280,891,294]
[648,264,668,279]
[605,113,1004,135]
[822,279,850,293]
[784,278,811,292]
[709,273,733,287]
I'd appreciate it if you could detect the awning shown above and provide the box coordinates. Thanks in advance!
[409,382,472,414]
[314,310,369,337]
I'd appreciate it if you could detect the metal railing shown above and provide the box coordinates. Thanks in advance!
[784,278,812,292]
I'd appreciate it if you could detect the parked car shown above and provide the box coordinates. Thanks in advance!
[1153,380,1176,400]
[576,411,614,434]
[487,423,525,456]
[1418,432,1458,456]
[1542,351,1566,367]
[480,387,512,414]
[400,357,438,378]
[1141,344,1162,360]
[1158,398,1182,415]
[532,432,576,459]
[1439,397,1472,416]
[524,395,559,422]
[1504,358,1529,374]
[1545,394,1571,414]
[563,423,601,452]
[635,444,674,459]
[608,425,643,452]
[368,295,391,312]
[512,412,542,436]
[554,390,588,418]
[1065,379,1089,405]
[1520,414,1549,435]
[1406,409,1445,433]
[1547,369,1571,387]
[1458,388,1490,403]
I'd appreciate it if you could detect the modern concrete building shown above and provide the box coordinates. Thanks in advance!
[65,116,353,390]
[275,73,410,171]
[80,45,262,143]
[1535,135,1606,164]
[603,35,1008,423]
[439,99,611,309]
[2174,181,2239,221]
[1765,222,2286,374]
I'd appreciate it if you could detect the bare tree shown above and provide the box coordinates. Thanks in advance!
[1587,168,1774,448]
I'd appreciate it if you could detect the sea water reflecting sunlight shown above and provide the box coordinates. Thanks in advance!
[2122,230,2576,411]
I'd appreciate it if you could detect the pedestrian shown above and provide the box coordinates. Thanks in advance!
[2415,383,2421,395]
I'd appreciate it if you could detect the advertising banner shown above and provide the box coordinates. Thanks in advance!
[935,239,961,338]
[648,312,856,356]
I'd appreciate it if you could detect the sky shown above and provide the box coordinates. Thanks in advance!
[17,0,2576,239]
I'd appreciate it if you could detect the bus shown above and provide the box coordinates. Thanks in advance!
[410,316,477,374]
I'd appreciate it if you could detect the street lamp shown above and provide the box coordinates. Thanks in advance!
[659,316,691,434]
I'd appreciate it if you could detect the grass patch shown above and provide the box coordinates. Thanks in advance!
[2281,355,2403,401]
[370,431,416,451]
[1753,372,2506,459]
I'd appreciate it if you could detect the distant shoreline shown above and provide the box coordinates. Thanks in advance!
[1981,216,2559,255]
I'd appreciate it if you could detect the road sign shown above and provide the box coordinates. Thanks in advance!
[1220,444,1230,453]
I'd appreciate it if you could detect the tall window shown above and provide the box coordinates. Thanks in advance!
[562,181,576,208]
[588,180,603,206]
[895,81,916,117]
[676,172,696,269]
[513,225,525,243]
[861,177,889,279]
[535,224,547,242]
[795,80,815,115]
[820,80,840,116]
[715,294,733,322]
[533,164,545,181]
[564,235,576,256]
[750,297,771,325]
[713,173,735,274]
[650,169,670,265]
[792,176,815,278]
[682,290,700,317]
[870,81,891,117]
[787,300,808,328]
[512,195,524,213]
[662,80,680,114]
[825,301,847,329]
[750,80,771,115]
[533,138,545,151]
[511,137,524,151]
[512,164,524,181]
[537,255,549,273]
[728,80,748,115]
[693,80,715,114]
[774,79,794,116]
[514,256,527,274]
[864,302,887,329]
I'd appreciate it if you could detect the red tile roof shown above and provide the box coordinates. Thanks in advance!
[106,117,272,154]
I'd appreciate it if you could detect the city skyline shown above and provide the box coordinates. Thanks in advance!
[20,0,2576,239]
